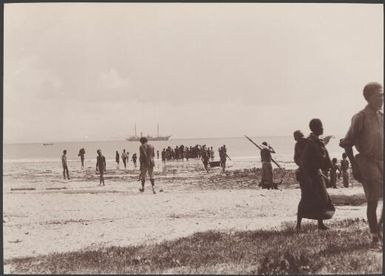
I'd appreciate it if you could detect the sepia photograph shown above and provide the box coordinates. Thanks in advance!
[3,2,383,274]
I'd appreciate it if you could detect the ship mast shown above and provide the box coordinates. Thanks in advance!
[157,123,159,137]
[135,124,137,137]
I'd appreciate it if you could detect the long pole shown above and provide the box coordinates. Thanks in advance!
[244,135,281,169]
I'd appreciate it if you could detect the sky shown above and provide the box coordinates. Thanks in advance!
[4,3,383,143]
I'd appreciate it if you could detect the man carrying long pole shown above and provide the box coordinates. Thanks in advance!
[245,135,280,189]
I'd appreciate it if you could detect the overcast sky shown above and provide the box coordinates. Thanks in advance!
[4,3,383,143]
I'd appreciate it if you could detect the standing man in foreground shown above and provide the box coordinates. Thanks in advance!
[139,137,156,194]
[339,82,383,249]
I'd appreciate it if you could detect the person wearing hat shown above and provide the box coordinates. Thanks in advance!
[260,141,276,189]
[340,82,383,249]
[139,137,156,194]
[96,149,106,186]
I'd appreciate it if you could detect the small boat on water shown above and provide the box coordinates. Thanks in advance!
[126,124,171,142]
[43,143,54,146]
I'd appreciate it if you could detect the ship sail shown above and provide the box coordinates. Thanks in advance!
[126,124,171,141]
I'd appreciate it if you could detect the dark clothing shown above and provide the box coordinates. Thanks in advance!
[294,138,307,167]
[78,148,85,168]
[115,152,120,164]
[340,159,349,187]
[260,146,274,189]
[298,133,335,220]
[260,162,273,189]
[330,163,340,188]
[132,154,137,167]
[260,148,272,162]
[341,159,349,171]
[294,138,307,182]
[323,169,331,188]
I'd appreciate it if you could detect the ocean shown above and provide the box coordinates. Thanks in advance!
[4,136,346,170]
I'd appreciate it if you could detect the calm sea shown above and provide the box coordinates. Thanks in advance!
[4,136,346,170]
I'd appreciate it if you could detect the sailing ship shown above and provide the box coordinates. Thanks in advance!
[126,124,171,142]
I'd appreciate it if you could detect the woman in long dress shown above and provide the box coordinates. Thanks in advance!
[296,119,335,230]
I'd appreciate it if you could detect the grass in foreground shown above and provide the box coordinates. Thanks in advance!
[5,219,382,274]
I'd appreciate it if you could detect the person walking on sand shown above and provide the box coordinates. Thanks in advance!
[297,119,335,231]
[260,142,276,189]
[121,149,127,169]
[339,82,383,249]
[157,150,160,159]
[340,153,350,188]
[115,150,120,169]
[139,137,156,194]
[96,149,106,186]
[330,158,340,189]
[61,150,70,180]
[78,148,85,169]
[132,153,137,168]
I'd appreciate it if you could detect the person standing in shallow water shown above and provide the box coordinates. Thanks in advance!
[78,148,85,169]
[61,150,70,180]
[139,137,156,194]
[132,153,137,168]
[115,150,120,169]
[296,119,335,231]
[96,149,106,186]
[339,82,383,249]
[121,149,127,169]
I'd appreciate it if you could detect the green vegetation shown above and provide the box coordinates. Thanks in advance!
[6,219,382,274]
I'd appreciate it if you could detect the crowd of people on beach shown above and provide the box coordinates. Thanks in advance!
[160,145,215,162]
[59,82,383,250]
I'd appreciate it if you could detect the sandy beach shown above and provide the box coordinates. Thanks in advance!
[4,158,379,266]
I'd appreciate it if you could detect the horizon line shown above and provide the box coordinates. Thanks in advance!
[3,134,346,145]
